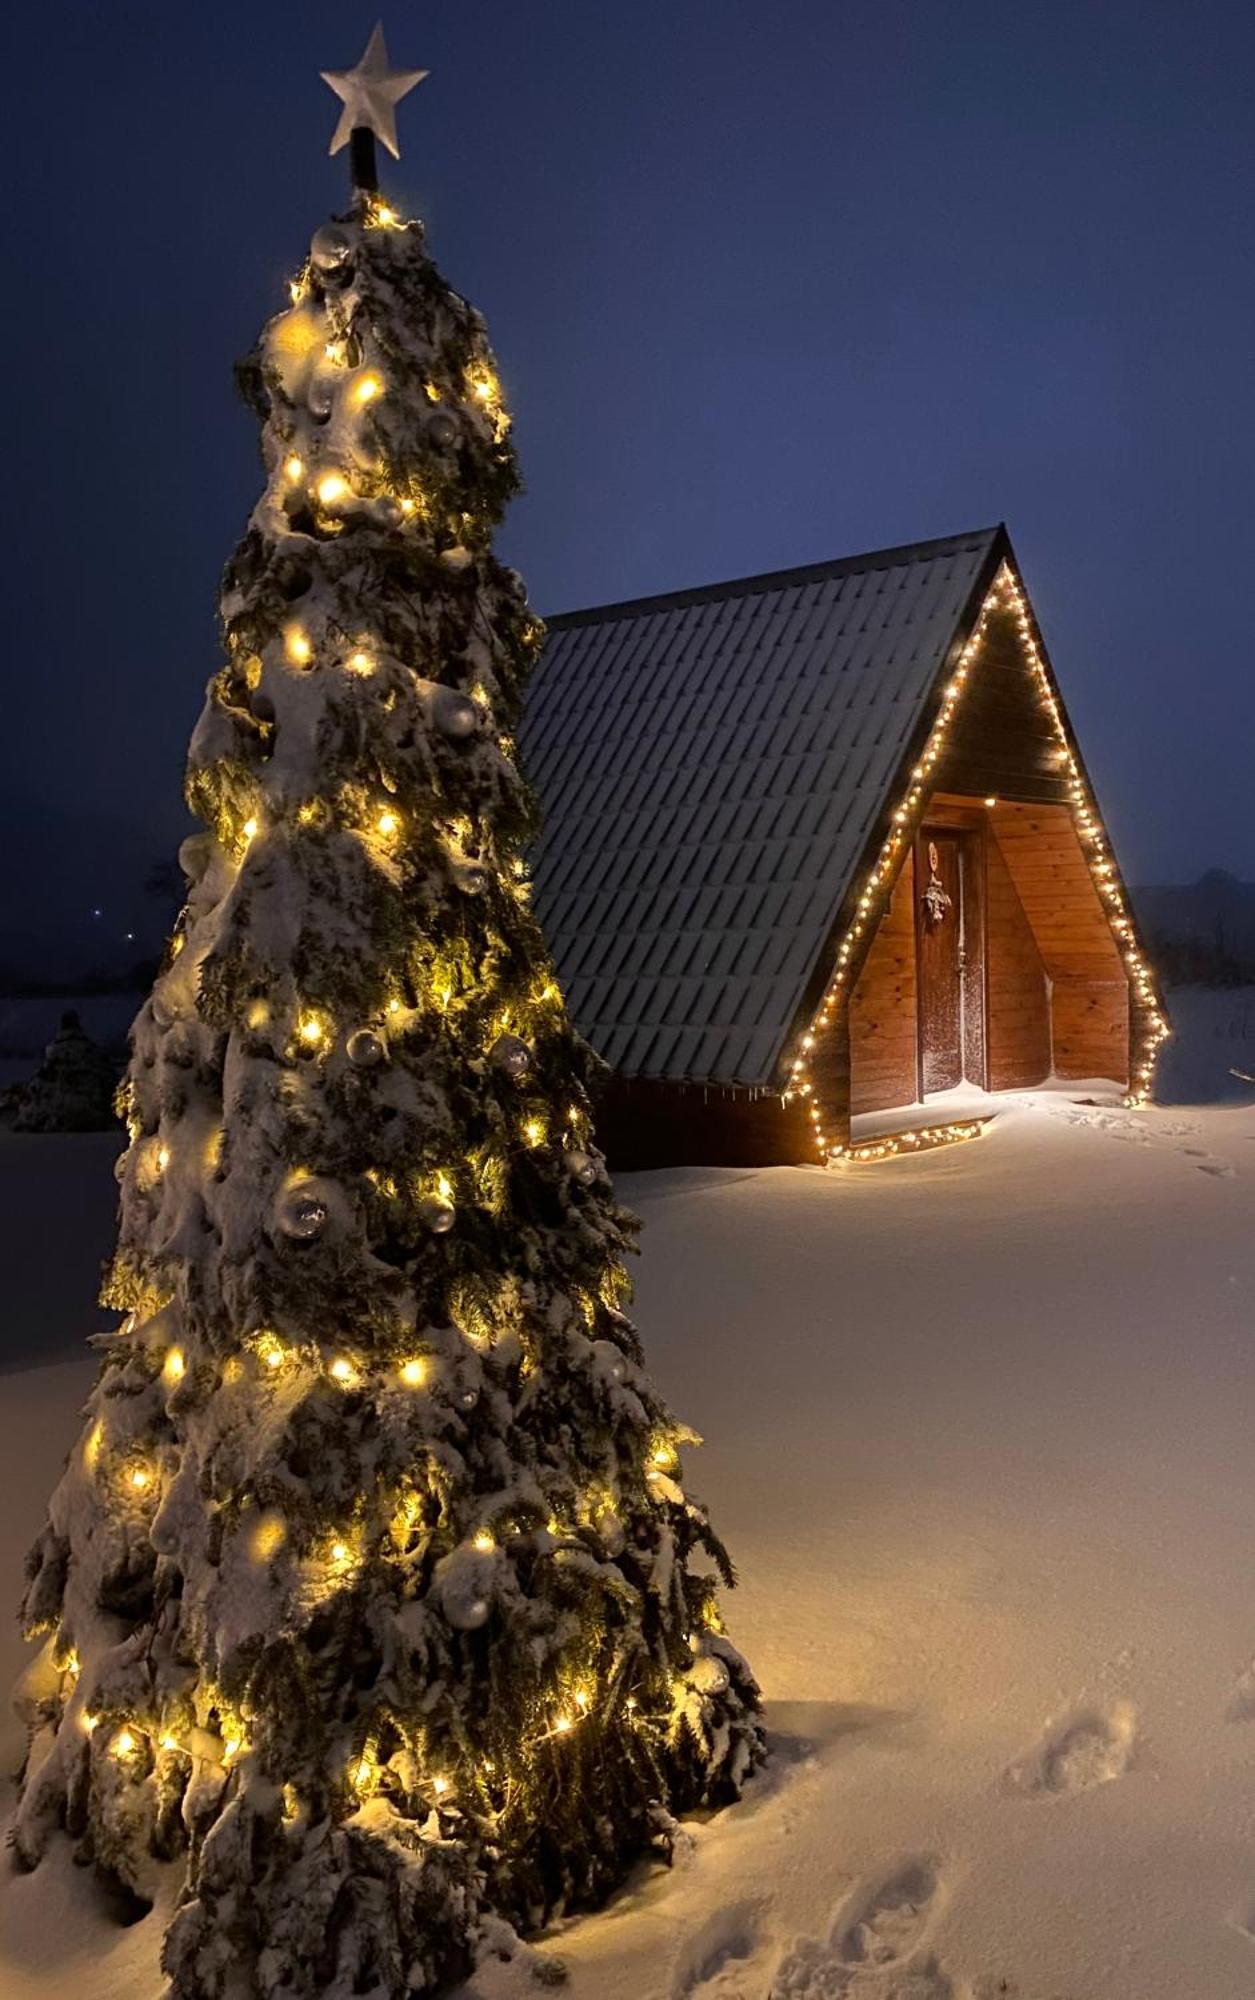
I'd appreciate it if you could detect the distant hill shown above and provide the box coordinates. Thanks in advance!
[1133,871,1255,984]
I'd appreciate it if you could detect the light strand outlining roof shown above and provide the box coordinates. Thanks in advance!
[524,528,1002,1086]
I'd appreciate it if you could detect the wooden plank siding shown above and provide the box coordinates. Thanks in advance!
[849,852,918,1114]
[992,802,1129,1083]
[932,607,1075,809]
[592,1074,817,1169]
[984,829,1052,1088]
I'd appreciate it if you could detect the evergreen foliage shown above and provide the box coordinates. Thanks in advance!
[13,189,763,1997]
[11,1010,119,1133]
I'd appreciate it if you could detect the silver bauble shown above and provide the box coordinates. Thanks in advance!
[306,374,335,421]
[426,409,459,450]
[310,224,354,274]
[564,1148,598,1187]
[431,688,478,740]
[490,1034,532,1081]
[277,1185,329,1240]
[346,1027,387,1069]
[418,1195,456,1235]
[439,545,473,572]
[453,859,489,897]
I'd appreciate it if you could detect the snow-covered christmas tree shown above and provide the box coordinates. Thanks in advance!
[11,1011,119,1133]
[13,28,763,1997]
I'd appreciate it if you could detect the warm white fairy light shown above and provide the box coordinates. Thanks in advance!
[286,627,312,666]
[399,1357,427,1387]
[782,566,1169,1157]
[837,1118,988,1164]
[471,1529,495,1553]
[317,472,349,507]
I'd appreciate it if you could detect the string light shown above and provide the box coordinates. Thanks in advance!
[399,1357,427,1387]
[163,1347,185,1383]
[242,817,258,842]
[284,455,303,483]
[317,472,349,507]
[353,374,383,405]
[346,650,375,675]
[376,809,399,836]
[783,566,1169,1155]
[837,1119,988,1164]
[286,627,312,666]
[156,1145,170,1173]
[129,1467,151,1491]
[522,1117,546,1148]
[298,1014,325,1047]
[112,1728,136,1757]
[258,1337,285,1371]
[472,1529,495,1553]
[328,1356,357,1386]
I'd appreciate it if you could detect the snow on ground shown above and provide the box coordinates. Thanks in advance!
[3,997,1255,1998]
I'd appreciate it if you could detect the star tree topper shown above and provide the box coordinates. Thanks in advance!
[321,22,428,161]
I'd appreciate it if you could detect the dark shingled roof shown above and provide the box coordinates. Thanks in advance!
[524,527,1005,1087]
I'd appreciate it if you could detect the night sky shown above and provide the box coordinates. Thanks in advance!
[7,1,1253,976]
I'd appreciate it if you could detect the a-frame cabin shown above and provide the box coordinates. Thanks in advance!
[523,527,1167,1167]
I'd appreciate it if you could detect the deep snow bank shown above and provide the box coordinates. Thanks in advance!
[3,1088,1255,1997]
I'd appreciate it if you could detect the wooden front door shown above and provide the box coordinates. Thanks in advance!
[916,828,985,1095]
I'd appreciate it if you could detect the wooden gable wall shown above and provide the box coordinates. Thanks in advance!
[848,852,918,1115]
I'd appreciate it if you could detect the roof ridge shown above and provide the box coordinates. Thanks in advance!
[544,525,1005,629]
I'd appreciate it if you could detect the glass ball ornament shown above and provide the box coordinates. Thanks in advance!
[426,409,460,450]
[564,1148,598,1187]
[306,373,335,422]
[439,545,473,572]
[453,859,489,897]
[418,1195,456,1235]
[277,1185,329,1241]
[490,1034,532,1081]
[310,224,354,275]
[346,1027,387,1069]
[431,688,478,740]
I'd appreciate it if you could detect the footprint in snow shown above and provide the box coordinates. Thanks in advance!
[1003,1699,1137,1797]
[769,1855,960,1997]
[1224,1661,1255,1723]
[673,1897,767,1998]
